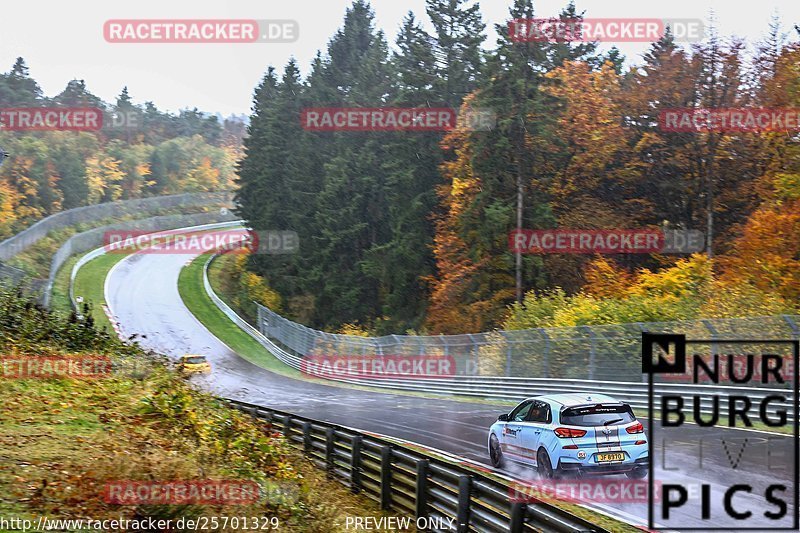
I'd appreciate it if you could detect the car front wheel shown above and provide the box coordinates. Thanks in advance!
[489,434,505,468]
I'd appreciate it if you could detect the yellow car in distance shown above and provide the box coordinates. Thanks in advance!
[178,354,211,375]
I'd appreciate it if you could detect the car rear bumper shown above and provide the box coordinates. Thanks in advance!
[558,457,648,476]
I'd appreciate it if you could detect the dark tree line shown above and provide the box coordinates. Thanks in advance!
[236,0,800,333]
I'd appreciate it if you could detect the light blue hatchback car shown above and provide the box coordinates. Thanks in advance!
[488,393,648,478]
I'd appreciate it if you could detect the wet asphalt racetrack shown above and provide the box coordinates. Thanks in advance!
[105,249,798,531]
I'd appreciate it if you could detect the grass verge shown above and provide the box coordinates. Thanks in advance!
[49,254,79,314]
[179,253,516,406]
[70,253,129,331]
[178,254,305,377]
[0,288,406,532]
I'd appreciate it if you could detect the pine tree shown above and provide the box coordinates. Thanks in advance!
[0,58,43,105]
[425,0,486,107]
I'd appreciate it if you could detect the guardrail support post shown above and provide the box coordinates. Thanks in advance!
[581,326,596,380]
[415,459,429,521]
[325,427,335,474]
[539,328,550,378]
[351,436,363,493]
[510,502,527,533]
[783,315,800,339]
[284,415,291,438]
[635,323,649,382]
[380,446,392,510]
[504,335,512,377]
[702,319,719,357]
[302,422,312,453]
[456,475,471,533]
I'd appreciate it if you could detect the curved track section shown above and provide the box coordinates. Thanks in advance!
[105,252,502,462]
[105,248,796,530]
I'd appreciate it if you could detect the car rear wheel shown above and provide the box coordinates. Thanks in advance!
[626,468,647,479]
[537,449,555,479]
[489,434,505,468]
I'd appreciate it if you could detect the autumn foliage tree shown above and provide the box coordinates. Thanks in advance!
[0,57,240,239]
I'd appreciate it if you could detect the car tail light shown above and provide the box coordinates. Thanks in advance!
[562,444,578,449]
[626,422,644,434]
[635,440,646,445]
[555,427,587,438]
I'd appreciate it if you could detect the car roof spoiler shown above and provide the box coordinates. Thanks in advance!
[561,401,626,412]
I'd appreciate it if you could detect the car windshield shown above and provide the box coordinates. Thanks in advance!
[184,356,207,365]
[561,404,635,427]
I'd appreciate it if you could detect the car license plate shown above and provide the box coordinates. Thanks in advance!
[596,452,624,462]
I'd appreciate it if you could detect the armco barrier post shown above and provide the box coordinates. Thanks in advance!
[415,459,429,521]
[302,421,312,453]
[380,446,392,510]
[325,427,335,473]
[284,415,291,438]
[510,502,527,533]
[351,436,363,493]
[456,475,472,533]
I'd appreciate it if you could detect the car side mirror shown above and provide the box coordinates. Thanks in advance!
[498,413,509,422]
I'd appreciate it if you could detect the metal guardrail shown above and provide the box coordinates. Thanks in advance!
[0,261,27,286]
[226,398,609,533]
[254,302,800,381]
[202,254,796,422]
[0,191,234,261]
[0,192,235,304]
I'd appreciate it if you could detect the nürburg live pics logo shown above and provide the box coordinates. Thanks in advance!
[642,332,799,530]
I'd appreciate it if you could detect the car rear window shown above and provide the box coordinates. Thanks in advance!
[560,404,635,427]
[184,356,207,364]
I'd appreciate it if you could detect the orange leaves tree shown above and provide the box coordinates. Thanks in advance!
[718,41,800,304]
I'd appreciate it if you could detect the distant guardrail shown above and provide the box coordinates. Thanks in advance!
[202,254,797,422]
[255,302,800,381]
[226,398,609,533]
[0,261,26,286]
[0,192,235,305]
[0,191,233,261]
